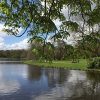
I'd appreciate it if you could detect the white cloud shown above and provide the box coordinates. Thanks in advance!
[0,37,5,49]
[0,37,29,50]
[0,24,8,37]
[0,23,23,36]
[0,38,29,50]
[0,24,29,50]
[53,19,62,28]
[6,38,29,50]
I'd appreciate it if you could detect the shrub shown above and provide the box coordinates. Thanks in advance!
[88,57,100,69]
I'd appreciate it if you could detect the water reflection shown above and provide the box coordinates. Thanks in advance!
[34,70,100,100]
[0,80,20,95]
[0,63,100,100]
[27,66,42,81]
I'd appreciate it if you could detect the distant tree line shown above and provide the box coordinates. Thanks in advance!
[0,50,28,59]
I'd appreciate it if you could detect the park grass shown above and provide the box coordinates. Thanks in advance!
[24,59,88,70]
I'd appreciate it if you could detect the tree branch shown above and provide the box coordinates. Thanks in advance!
[13,22,31,37]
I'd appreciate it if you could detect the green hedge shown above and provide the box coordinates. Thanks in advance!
[88,57,100,69]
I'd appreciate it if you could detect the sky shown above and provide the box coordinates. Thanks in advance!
[0,24,29,50]
[0,6,74,50]
[0,22,73,50]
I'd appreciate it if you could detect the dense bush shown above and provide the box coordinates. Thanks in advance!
[88,57,100,69]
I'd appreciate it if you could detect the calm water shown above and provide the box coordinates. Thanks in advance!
[0,62,100,100]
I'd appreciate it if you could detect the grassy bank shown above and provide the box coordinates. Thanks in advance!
[24,59,88,70]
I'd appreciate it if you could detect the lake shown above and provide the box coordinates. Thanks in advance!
[0,62,100,100]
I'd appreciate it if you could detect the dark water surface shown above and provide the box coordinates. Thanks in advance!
[0,62,100,100]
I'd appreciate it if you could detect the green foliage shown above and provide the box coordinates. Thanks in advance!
[87,6,100,25]
[51,30,70,40]
[0,0,99,62]
[88,57,100,69]
[76,32,100,58]
[31,40,54,62]
[0,0,99,40]
[0,50,28,59]
[60,21,79,32]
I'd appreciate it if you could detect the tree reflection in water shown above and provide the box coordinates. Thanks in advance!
[64,71,100,100]
[34,70,100,100]
[23,66,100,100]
[27,66,42,81]
[27,66,70,86]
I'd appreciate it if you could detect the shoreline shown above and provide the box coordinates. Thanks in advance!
[24,60,100,72]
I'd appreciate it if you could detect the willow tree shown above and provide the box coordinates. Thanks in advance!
[0,0,100,52]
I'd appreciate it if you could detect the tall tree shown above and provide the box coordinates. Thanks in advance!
[0,0,100,61]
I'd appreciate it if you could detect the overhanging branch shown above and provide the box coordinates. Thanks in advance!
[13,22,31,37]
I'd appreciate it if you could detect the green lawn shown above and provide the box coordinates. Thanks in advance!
[25,59,88,70]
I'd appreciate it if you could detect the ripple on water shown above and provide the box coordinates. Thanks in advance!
[0,80,20,95]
